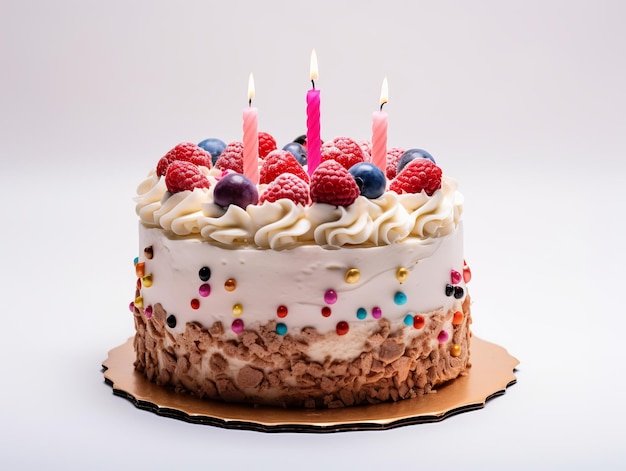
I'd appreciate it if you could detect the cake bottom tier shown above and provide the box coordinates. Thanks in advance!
[133,298,472,409]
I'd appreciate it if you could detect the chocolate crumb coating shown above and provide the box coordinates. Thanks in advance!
[133,296,472,409]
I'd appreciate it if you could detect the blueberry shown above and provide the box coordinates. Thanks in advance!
[212,173,258,209]
[198,138,227,165]
[397,149,436,174]
[348,162,386,199]
[282,142,307,166]
[293,134,307,145]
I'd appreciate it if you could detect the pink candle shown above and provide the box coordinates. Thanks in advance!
[242,73,259,183]
[371,77,388,172]
[306,50,321,176]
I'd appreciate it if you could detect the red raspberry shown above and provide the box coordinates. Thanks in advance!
[389,158,442,196]
[215,141,244,174]
[165,161,210,194]
[385,147,406,179]
[259,173,310,206]
[321,137,366,170]
[156,142,213,177]
[258,131,277,159]
[260,149,310,184]
[359,140,372,161]
[310,160,360,206]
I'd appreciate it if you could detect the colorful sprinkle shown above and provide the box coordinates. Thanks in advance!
[190,299,200,310]
[438,330,449,343]
[451,344,461,357]
[356,307,367,320]
[322,306,332,317]
[231,318,244,334]
[450,269,462,285]
[198,283,211,297]
[198,266,211,282]
[144,246,153,259]
[396,267,409,283]
[232,303,243,316]
[372,306,382,319]
[142,274,153,288]
[144,305,153,319]
[394,291,407,305]
[344,268,361,284]
[336,321,349,336]
[166,315,177,328]
[413,315,425,329]
[276,323,288,336]
[133,257,139,265]
[134,296,143,308]
[136,278,141,290]
[277,305,288,318]
[135,262,145,277]
[224,278,237,291]
[445,284,454,297]
[463,260,472,283]
[403,314,413,326]
[128,301,135,313]
[452,311,463,325]
[454,286,464,299]
[324,289,338,304]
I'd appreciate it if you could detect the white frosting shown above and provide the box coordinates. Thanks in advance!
[137,222,467,360]
[135,169,463,249]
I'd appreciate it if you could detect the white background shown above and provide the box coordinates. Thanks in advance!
[1,0,625,468]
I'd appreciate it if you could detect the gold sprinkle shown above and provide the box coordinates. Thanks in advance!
[232,303,243,316]
[451,344,461,357]
[142,274,153,288]
[396,267,409,283]
[344,268,361,284]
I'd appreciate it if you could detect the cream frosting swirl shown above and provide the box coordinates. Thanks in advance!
[134,168,463,249]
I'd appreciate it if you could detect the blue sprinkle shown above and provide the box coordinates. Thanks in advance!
[394,291,407,305]
[276,323,288,336]
[133,257,139,265]
[403,314,414,326]
[356,308,367,320]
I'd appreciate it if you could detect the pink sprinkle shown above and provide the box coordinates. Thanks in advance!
[198,283,211,297]
[438,330,449,343]
[372,307,382,319]
[450,270,462,285]
[232,318,244,334]
[463,264,472,283]
[324,289,338,304]
[144,305,153,319]
[128,302,135,313]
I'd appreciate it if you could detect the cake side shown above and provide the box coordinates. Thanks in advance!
[132,222,471,408]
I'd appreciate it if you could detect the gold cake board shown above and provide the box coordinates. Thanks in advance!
[102,337,518,433]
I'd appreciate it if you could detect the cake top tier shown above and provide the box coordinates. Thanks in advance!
[135,136,463,250]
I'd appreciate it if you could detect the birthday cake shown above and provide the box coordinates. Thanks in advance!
[130,135,472,408]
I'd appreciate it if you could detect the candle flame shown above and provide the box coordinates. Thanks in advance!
[247,73,255,103]
[309,49,319,82]
[379,77,388,108]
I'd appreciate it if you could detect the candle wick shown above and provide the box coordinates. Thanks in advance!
[248,98,252,107]
[380,100,387,112]
[311,79,316,90]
